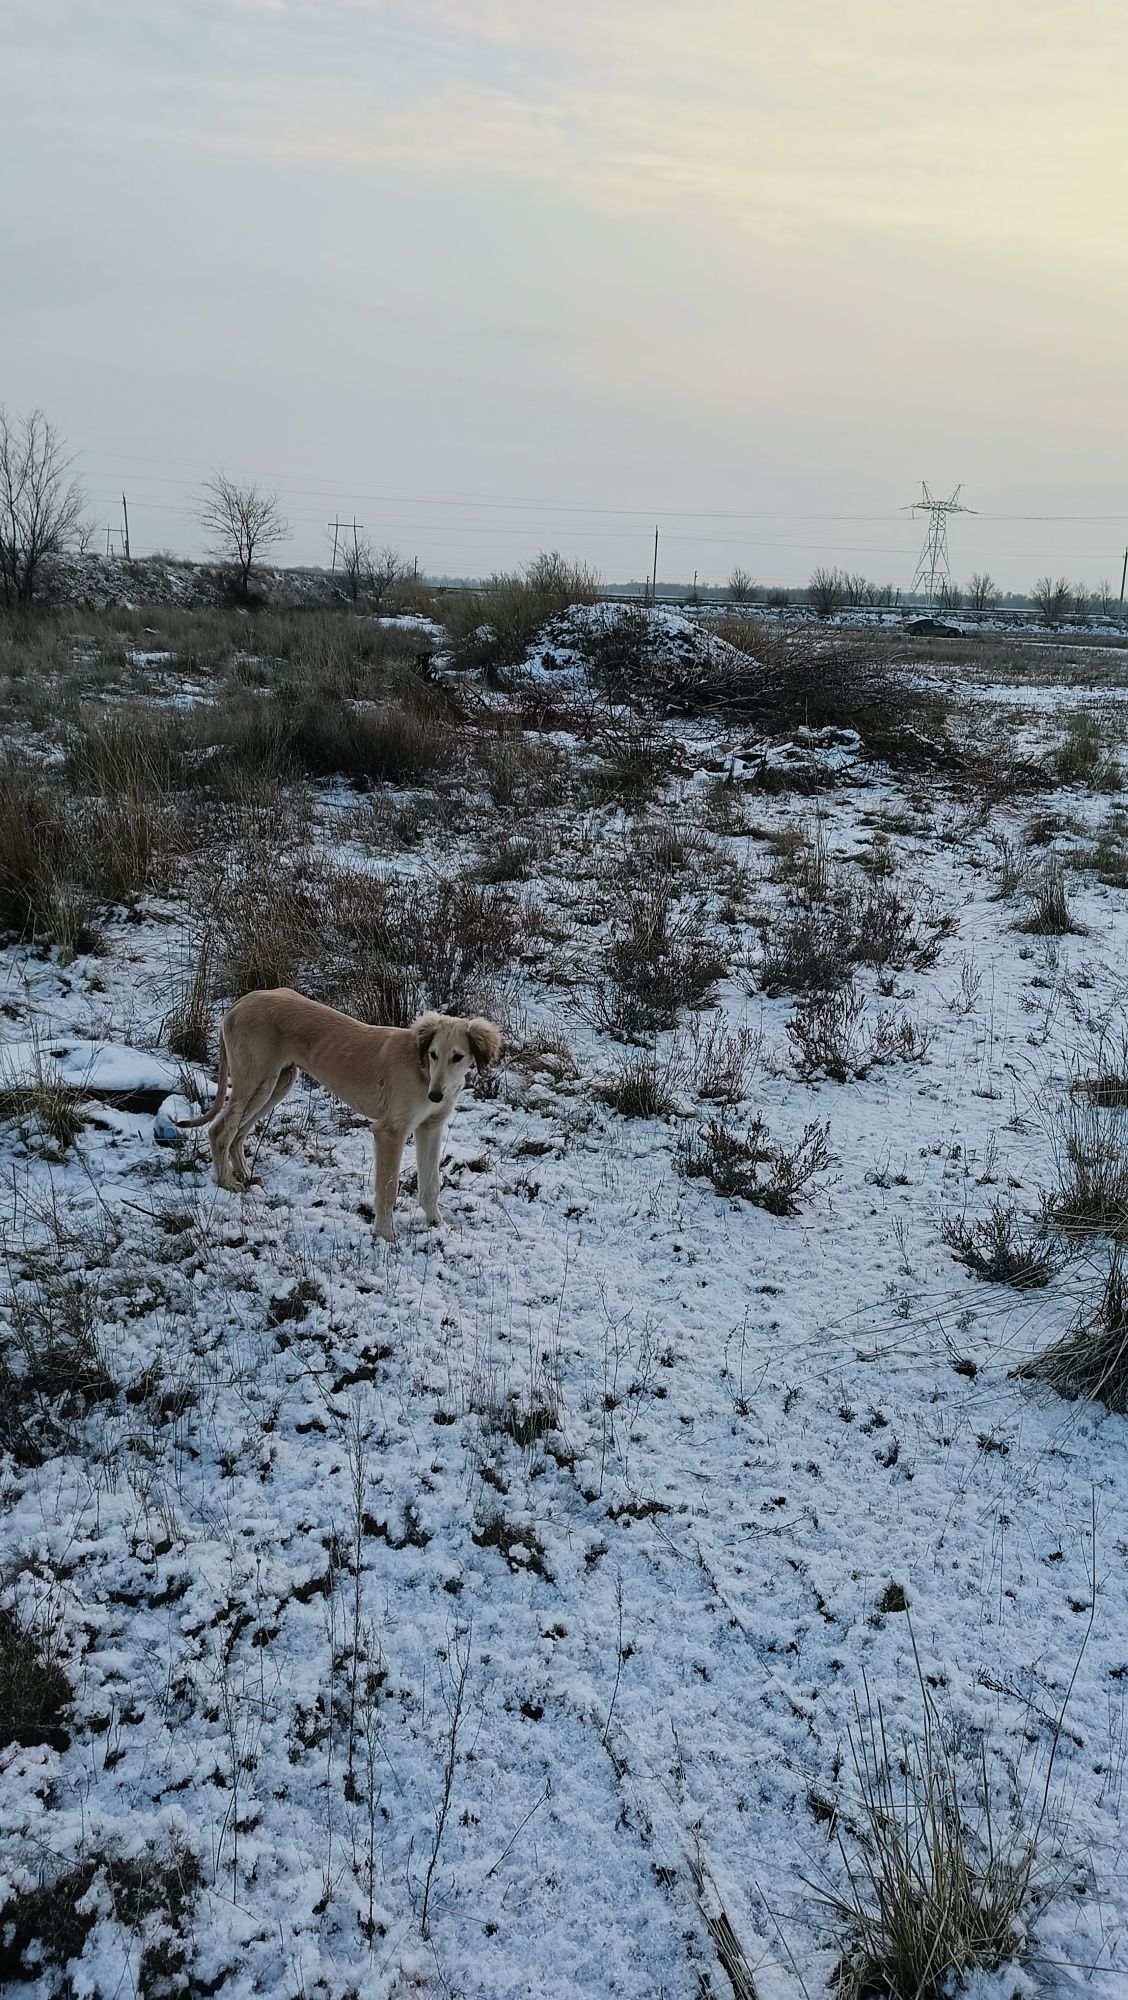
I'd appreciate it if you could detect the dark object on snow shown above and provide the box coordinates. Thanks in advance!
[905,616,962,638]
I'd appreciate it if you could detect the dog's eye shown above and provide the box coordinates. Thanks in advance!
[451,1052,465,1063]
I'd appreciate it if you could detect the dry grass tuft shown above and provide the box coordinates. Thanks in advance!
[1019,1250,1128,1412]
[816,1667,1043,2000]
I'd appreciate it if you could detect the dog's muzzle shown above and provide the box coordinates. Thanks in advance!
[428,1090,444,1103]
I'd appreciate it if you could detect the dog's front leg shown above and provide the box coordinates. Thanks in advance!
[372,1125,406,1243]
[415,1115,445,1228]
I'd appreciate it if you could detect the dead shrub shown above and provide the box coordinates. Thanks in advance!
[690,1017,760,1103]
[942,1202,1059,1289]
[787,987,930,1082]
[569,603,658,697]
[475,833,543,883]
[598,880,726,1036]
[195,687,455,789]
[0,757,84,943]
[588,714,671,804]
[6,1264,114,1412]
[760,902,853,996]
[1075,1026,1128,1108]
[761,874,953,996]
[65,705,185,797]
[680,1114,831,1215]
[476,727,569,813]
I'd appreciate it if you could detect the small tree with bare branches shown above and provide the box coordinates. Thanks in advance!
[967,572,997,614]
[0,406,87,607]
[334,532,408,609]
[1032,576,1071,627]
[808,567,846,619]
[197,473,288,599]
[728,566,755,605]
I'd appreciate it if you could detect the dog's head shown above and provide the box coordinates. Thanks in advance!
[411,1012,502,1107]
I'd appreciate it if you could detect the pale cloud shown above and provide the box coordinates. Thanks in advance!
[31,0,1123,268]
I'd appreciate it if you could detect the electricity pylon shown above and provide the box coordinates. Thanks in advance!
[903,483,974,606]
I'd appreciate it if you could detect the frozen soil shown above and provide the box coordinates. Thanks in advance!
[2,614,1128,1999]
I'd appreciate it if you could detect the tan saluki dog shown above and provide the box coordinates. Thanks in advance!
[178,990,501,1242]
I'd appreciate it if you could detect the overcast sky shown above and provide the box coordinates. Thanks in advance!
[4,1,1126,591]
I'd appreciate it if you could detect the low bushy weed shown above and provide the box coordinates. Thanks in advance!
[597,880,726,1036]
[942,1201,1059,1289]
[679,1113,831,1215]
[787,986,930,1083]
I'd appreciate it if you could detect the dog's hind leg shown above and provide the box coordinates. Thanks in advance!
[231,1066,297,1185]
[372,1125,407,1244]
[415,1116,446,1228]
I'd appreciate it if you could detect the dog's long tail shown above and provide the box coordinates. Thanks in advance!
[175,1025,229,1128]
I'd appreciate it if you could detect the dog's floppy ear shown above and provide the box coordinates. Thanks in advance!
[466,1017,502,1071]
[411,1011,443,1069]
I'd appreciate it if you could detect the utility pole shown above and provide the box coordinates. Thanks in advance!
[328,518,344,570]
[650,525,659,603]
[105,524,113,559]
[121,494,131,561]
[1119,546,1127,604]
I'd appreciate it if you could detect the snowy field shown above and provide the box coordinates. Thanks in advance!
[2,603,1128,1999]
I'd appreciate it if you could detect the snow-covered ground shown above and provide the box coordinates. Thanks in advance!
[2,618,1128,1999]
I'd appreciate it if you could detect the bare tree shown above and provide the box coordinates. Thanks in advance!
[369,545,408,610]
[0,406,87,607]
[334,525,372,603]
[1031,575,1071,627]
[197,472,288,599]
[967,572,997,614]
[1070,583,1091,625]
[334,531,409,609]
[937,580,964,612]
[1095,578,1116,617]
[728,565,755,605]
[808,566,846,619]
